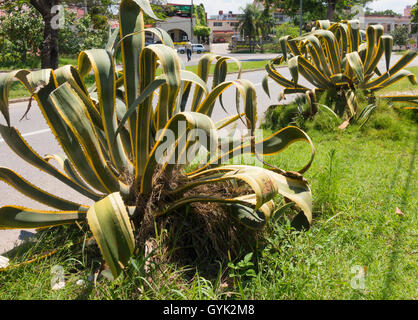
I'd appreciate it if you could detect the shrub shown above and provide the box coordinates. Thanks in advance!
[264,19,418,128]
[0,0,315,279]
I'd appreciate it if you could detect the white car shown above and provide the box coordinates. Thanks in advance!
[177,44,206,54]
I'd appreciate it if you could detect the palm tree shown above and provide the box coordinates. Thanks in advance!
[258,8,275,51]
[238,4,260,53]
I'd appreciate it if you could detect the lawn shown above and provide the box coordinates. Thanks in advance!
[377,66,418,94]
[4,55,79,99]
[0,104,416,299]
[0,55,79,72]
[185,59,269,75]
[3,59,270,100]
[5,59,416,101]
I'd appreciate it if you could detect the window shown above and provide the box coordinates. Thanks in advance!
[213,22,223,27]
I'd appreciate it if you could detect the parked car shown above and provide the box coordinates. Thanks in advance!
[176,44,206,54]
[145,40,162,46]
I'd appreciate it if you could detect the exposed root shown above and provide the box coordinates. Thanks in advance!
[130,167,259,275]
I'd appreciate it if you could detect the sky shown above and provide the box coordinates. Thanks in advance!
[194,0,417,16]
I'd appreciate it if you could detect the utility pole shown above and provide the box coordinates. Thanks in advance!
[83,0,88,16]
[300,0,303,36]
[190,0,194,42]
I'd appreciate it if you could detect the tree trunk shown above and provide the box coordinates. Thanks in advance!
[326,0,338,21]
[30,0,60,70]
[41,12,59,69]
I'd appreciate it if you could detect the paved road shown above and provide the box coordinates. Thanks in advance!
[178,43,279,67]
[1,54,418,254]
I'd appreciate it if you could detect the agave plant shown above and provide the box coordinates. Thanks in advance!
[378,94,418,109]
[263,19,418,127]
[0,0,315,278]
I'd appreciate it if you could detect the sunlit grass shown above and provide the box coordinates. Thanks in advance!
[0,103,416,299]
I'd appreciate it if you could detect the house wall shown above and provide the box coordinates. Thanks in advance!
[362,15,412,33]
[155,16,197,43]
[207,19,240,43]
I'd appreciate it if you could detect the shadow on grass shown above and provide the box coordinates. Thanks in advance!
[381,127,417,299]
[347,127,417,299]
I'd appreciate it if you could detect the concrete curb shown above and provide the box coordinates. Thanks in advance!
[9,97,31,105]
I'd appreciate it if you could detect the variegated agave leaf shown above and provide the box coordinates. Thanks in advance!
[0,0,315,278]
[263,19,418,126]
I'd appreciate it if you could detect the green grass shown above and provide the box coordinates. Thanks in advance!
[185,60,269,74]
[0,104,416,299]
[7,74,95,100]
[378,66,418,94]
[3,55,79,99]
[4,59,270,100]
[0,55,78,72]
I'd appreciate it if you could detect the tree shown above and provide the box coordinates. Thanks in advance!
[411,2,418,34]
[193,3,210,44]
[275,22,300,39]
[144,3,176,26]
[0,0,116,69]
[364,9,401,16]
[29,0,61,69]
[193,25,210,44]
[83,0,118,29]
[259,6,275,39]
[58,5,109,55]
[194,3,207,26]
[0,0,59,69]
[391,25,409,48]
[238,4,261,52]
[0,2,43,64]
[262,0,373,22]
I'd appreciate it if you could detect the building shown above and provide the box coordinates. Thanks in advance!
[156,15,197,43]
[362,14,412,34]
[359,5,414,34]
[154,3,197,43]
[362,12,412,34]
[404,5,412,18]
[66,3,87,18]
[207,11,240,43]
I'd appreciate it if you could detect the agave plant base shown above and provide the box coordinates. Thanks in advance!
[128,168,261,267]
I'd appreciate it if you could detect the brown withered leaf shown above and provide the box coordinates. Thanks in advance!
[395,207,405,216]
[338,119,350,130]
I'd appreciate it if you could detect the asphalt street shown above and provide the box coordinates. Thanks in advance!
[179,43,279,67]
[1,52,417,254]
